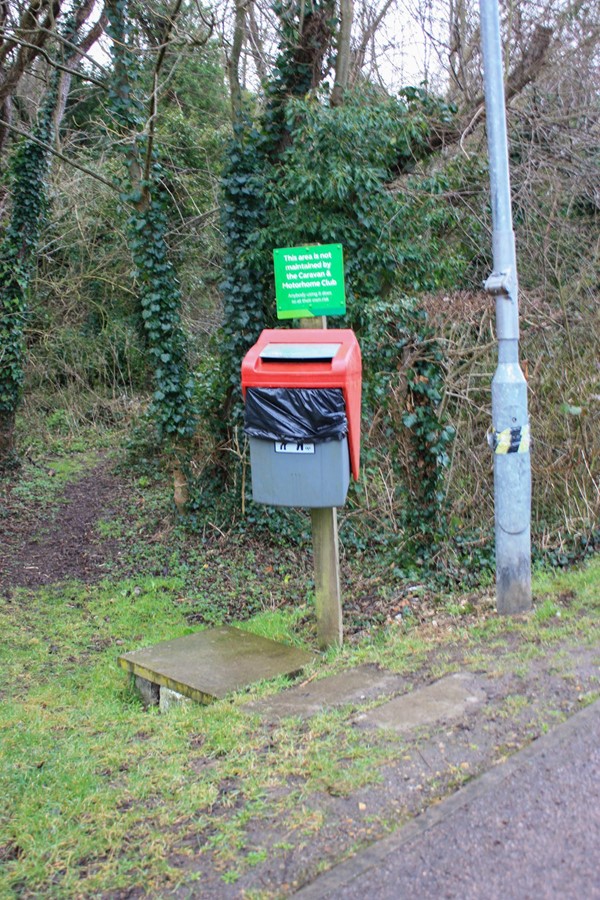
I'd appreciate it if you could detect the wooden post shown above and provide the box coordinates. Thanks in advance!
[298,316,343,649]
[310,506,343,648]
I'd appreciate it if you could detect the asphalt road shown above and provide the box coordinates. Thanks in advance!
[295,698,600,899]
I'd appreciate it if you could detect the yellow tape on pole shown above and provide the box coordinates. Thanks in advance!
[487,424,530,455]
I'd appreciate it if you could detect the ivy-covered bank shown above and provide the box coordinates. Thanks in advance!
[203,1,470,556]
[0,7,88,465]
[106,0,197,448]
[0,87,55,463]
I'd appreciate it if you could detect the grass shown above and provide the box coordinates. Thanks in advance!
[7,452,97,511]
[1,426,599,897]
[2,555,599,896]
[0,576,397,896]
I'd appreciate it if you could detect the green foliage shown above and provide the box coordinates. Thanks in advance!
[268,0,337,102]
[159,38,229,128]
[0,83,57,460]
[28,17,229,414]
[534,528,600,570]
[106,0,197,443]
[217,122,271,431]
[124,176,198,440]
[361,296,456,542]
[264,91,401,328]
[395,166,487,294]
[105,1,146,132]
[213,60,465,543]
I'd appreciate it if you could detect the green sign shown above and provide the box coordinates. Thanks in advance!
[273,244,346,320]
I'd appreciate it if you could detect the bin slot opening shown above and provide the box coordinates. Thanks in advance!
[259,342,341,362]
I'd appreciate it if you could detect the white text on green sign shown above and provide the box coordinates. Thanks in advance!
[273,244,346,319]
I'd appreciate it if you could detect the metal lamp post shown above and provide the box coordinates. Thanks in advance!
[479,0,532,613]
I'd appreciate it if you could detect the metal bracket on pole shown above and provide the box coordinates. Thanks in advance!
[484,268,516,298]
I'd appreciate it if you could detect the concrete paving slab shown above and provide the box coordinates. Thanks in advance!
[118,626,315,704]
[355,672,487,734]
[245,665,408,720]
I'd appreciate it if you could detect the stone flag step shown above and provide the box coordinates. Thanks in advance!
[354,672,488,733]
[245,665,408,721]
[118,625,316,706]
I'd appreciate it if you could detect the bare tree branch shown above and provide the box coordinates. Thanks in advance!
[427,23,553,155]
[0,116,118,190]
[0,1,62,108]
[22,21,110,73]
[1,34,108,88]
[53,10,108,140]
[350,0,395,84]
[143,0,185,185]
[247,0,267,85]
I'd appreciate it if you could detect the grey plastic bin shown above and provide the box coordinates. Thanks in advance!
[248,435,350,507]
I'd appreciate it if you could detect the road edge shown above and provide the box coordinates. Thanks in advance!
[293,698,600,899]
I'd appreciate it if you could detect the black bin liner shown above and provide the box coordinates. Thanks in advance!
[244,387,347,443]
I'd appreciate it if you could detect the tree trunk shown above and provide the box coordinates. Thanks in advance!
[0,408,16,464]
[107,0,196,510]
[331,0,354,106]
[228,0,246,124]
[173,462,190,513]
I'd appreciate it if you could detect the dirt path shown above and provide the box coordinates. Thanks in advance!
[0,457,125,592]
